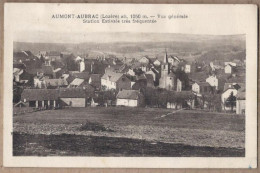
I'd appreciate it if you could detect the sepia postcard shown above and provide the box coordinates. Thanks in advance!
[3,3,258,168]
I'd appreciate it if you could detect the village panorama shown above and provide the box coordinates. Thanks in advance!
[13,34,246,157]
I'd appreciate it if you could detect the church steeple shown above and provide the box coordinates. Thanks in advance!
[163,49,168,63]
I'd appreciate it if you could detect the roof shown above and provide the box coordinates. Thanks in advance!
[169,56,181,62]
[53,68,61,73]
[26,68,43,75]
[189,72,208,82]
[13,63,26,69]
[42,65,54,75]
[116,90,142,100]
[223,83,245,92]
[69,71,90,80]
[194,81,211,87]
[102,71,124,82]
[69,78,85,86]
[21,89,59,101]
[167,72,176,78]
[59,88,86,98]
[89,74,101,88]
[136,74,147,81]
[144,74,154,83]
[45,79,68,87]
[47,51,60,56]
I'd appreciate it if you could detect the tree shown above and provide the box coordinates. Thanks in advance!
[143,87,159,107]
[225,92,236,112]
[175,69,190,90]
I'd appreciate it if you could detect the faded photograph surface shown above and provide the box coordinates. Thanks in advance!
[13,32,246,157]
[4,3,257,168]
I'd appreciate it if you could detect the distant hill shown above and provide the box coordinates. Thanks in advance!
[14,33,245,62]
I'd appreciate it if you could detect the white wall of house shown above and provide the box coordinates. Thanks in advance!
[139,57,149,64]
[141,66,148,72]
[236,99,245,114]
[206,75,218,90]
[127,69,135,76]
[167,102,182,109]
[116,99,138,107]
[184,65,191,73]
[60,98,85,107]
[176,79,182,92]
[79,61,85,72]
[225,65,232,74]
[153,60,161,66]
[166,76,174,90]
[221,89,238,103]
[34,78,46,88]
[192,83,200,93]
[101,78,116,90]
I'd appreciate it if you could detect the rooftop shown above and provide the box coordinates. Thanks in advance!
[116,90,142,100]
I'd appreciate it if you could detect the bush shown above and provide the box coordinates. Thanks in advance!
[79,121,114,132]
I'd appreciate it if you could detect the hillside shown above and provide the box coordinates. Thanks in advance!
[13,33,246,62]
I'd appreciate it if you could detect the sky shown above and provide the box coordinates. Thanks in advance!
[5,3,256,43]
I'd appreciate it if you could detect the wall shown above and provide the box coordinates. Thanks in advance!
[101,78,116,90]
[116,76,131,91]
[236,99,245,114]
[192,83,200,93]
[60,98,86,107]
[116,99,137,107]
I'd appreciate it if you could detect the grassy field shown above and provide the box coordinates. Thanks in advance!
[13,107,245,156]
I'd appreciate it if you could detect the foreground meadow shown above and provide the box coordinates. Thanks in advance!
[13,107,245,156]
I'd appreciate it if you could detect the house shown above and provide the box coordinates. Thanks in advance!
[34,75,48,88]
[38,51,47,58]
[189,71,208,83]
[176,79,182,92]
[236,90,245,114]
[132,74,154,90]
[68,78,85,88]
[168,56,181,67]
[184,64,191,73]
[88,74,101,90]
[21,89,59,108]
[45,78,68,88]
[138,56,150,64]
[79,59,85,72]
[153,59,161,66]
[192,82,211,94]
[59,88,86,107]
[221,83,245,110]
[75,56,82,62]
[145,69,157,82]
[14,101,27,108]
[46,51,61,61]
[13,62,26,70]
[126,68,135,76]
[206,75,218,90]
[116,90,144,107]
[53,68,63,79]
[101,71,131,91]
[67,71,90,84]
[224,62,237,67]
[13,51,35,62]
[224,64,234,74]
[145,74,155,88]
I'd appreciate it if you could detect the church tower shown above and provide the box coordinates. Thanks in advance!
[159,50,170,88]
